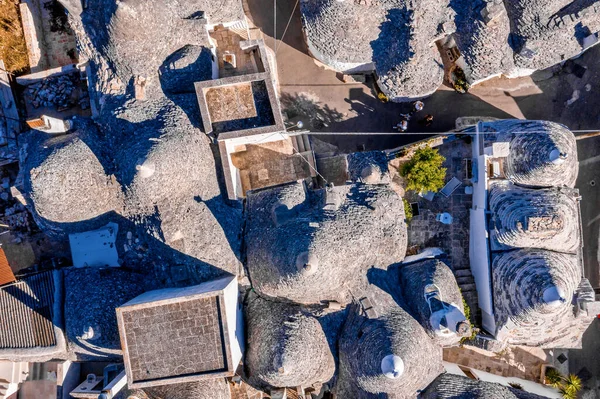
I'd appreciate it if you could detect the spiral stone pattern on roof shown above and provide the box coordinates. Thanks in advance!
[492,249,581,346]
[337,303,443,398]
[505,121,578,188]
[489,182,581,253]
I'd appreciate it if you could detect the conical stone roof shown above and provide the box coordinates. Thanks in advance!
[505,121,578,188]
[337,286,443,398]
[400,259,470,346]
[492,249,581,346]
[245,293,335,389]
[489,181,581,253]
[245,181,407,305]
[24,131,123,227]
[422,373,551,399]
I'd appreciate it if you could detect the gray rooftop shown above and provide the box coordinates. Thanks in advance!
[337,284,443,398]
[301,0,453,101]
[122,296,227,382]
[422,373,551,399]
[64,267,146,361]
[70,0,244,95]
[23,131,123,227]
[452,0,515,83]
[245,293,335,389]
[117,279,238,388]
[489,182,581,254]
[491,249,587,347]
[127,378,231,399]
[245,180,407,305]
[300,0,600,97]
[400,259,470,346]
[505,0,600,71]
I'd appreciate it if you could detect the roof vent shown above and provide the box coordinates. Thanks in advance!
[135,158,156,178]
[381,354,404,379]
[549,149,568,165]
[296,252,318,276]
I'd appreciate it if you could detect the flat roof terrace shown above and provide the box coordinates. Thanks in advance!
[116,276,242,388]
[195,72,284,139]
[120,296,227,383]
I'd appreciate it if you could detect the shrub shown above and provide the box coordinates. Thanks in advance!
[400,146,447,193]
[545,369,582,399]
[545,368,562,387]
[508,382,523,390]
[403,198,413,222]
[452,67,471,94]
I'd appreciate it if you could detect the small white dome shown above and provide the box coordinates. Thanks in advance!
[549,149,567,165]
[381,354,404,379]
[543,285,566,307]
[135,158,156,178]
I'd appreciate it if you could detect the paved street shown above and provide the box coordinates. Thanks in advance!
[576,134,600,289]
[247,0,600,145]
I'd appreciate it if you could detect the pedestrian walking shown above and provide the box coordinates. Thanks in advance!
[393,119,408,132]
[419,114,434,127]
[413,100,424,113]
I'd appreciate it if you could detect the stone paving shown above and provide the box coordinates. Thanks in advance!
[444,344,548,382]
[401,137,479,319]
[210,25,257,78]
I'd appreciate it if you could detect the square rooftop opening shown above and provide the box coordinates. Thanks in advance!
[116,276,243,388]
[195,72,284,139]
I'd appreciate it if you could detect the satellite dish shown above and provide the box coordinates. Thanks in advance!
[381,354,404,379]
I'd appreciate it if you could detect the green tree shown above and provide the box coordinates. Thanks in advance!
[400,146,447,193]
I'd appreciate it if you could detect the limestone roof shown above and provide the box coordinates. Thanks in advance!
[489,181,581,254]
[245,180,407,305]
[76,0,242,93]
[452,0,515,82]
[114,98,242,276]
[478,119,578,188]
[300,0,453,100]
[505,122,578,188]
[505,0,600,70]
[245,293,335,389]
[337,288,443,398]
[492,249,583,347]
[63,267,147,361]
[127,379,231,399]
[23,129,124,229]
[422,373,551,399]
[400,259,470,346]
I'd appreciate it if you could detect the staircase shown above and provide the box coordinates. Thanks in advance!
[290,134,311,153]
[228,20,249,40]
[451,264,480,325]
[0,362,28,398]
